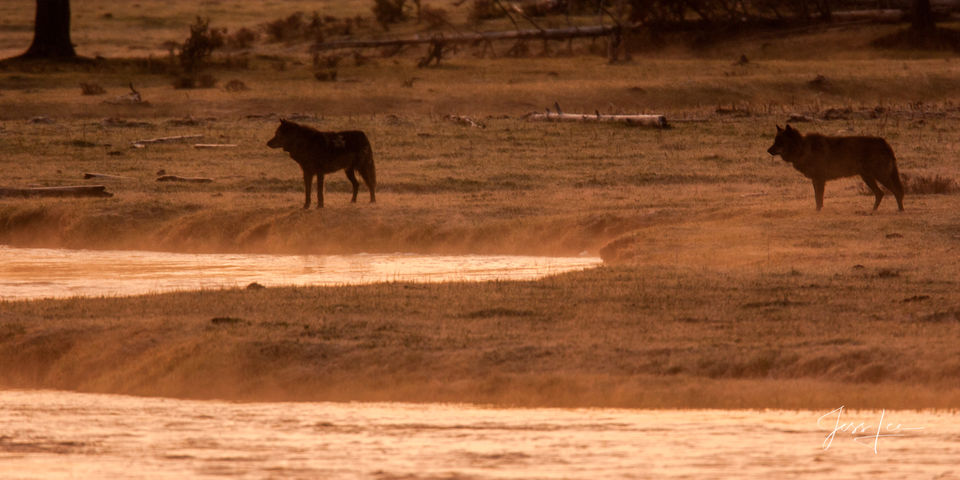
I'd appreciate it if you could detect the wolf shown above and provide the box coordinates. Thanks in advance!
[267,119,376,208]
[767,124,904,211]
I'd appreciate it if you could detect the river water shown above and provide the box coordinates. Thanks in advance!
[0,246,601,301]
[0,390,957,479]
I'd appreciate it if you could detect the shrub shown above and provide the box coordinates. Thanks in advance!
[313,53,342,69]
[224,79,250,92]
[373,0,407,30]
[179,17,225,73]
[226,27,260,50]
[264,12,306,42]
[79,82,106,95]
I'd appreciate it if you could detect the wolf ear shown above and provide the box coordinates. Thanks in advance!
[785,124,794,132]
[776,125,783,132]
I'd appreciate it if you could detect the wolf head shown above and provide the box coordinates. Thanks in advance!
[266,119,293,149]
[767,124,802,159]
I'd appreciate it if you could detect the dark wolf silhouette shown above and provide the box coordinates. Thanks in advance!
[767,124,904,211]
[266,119,376,208]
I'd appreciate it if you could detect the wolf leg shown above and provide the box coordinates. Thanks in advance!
[345,169,360,203]
[302,171,314,209]
[860,174,884,210]
[812,178,826,211]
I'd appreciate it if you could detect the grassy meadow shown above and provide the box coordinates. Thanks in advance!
[1,0,960,408]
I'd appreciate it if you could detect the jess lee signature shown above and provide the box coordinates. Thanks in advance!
[818,406,925,453]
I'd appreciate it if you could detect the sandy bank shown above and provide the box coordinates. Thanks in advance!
[2,261,959,409]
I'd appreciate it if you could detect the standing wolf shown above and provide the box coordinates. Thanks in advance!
[767,124,904,211]
[267,119,376,208]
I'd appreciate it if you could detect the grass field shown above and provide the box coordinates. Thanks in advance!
[1,1,959,408]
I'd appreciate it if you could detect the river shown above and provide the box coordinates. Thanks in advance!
[0,390,956,479]
[0,246,601,301]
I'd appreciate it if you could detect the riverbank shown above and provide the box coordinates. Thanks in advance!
[3,215,960,409]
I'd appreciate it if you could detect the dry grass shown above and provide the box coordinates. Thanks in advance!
[1,2,960,408]
[2,262,959,409]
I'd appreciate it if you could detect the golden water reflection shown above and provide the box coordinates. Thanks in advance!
[0,390,956,479]
[0,246,602,301]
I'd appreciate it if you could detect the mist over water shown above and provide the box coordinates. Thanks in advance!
[0,246,601,301]
[0,390,957,479]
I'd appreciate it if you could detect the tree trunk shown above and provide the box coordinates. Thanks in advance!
[21,0,76,59]
[911,0,935,31]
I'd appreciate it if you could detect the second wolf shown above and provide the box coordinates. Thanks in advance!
[267,119,376,208]
[767,124,904,211]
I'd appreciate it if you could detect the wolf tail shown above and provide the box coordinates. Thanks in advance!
[886,149,905,211]
[359,142,376,203]
[890,163,904,192]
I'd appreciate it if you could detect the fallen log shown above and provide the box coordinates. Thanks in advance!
[156,175,214,183]
[83,172,131,180]
[193,144,238,149]
[830,9,905,23]
[132,134,203,146]
[526,111,668,128]
[0,185,113,198]
[313,24,620,51]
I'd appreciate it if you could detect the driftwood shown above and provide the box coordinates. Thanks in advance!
[133,134,203,146]
[526,111,668,128]
[314,24,620,51]
[0,185,113,198]
[831,9,905,23]
[193,144,238,149]
[156,175,214,183]
[83,172,130,180]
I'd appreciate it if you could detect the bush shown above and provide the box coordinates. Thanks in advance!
[79,82,105,95]
[373,0,407,30]
[226,27,260,50]
[179,17,225,73]
[264,12,306,42]
[224,79,250,92]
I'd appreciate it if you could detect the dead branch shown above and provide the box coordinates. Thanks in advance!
[526,110,668,128]
[83,172,131,180]
[132,134,204,146]
[313,24,619,51]
[156,175,214,183]
[0,185,113,198]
